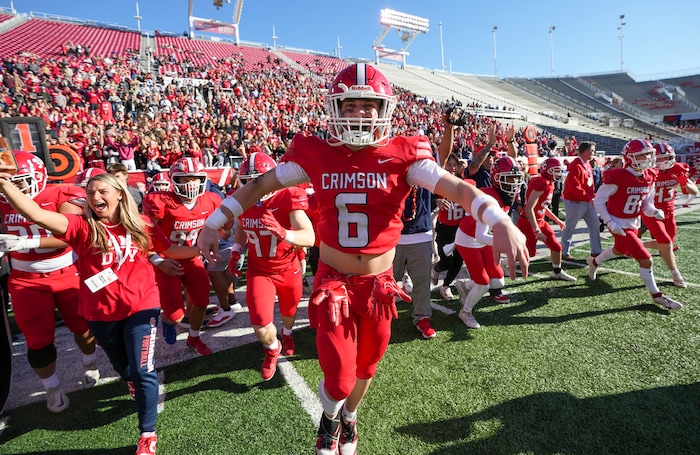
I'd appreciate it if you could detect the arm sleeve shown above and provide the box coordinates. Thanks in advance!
[275,161,310,187]
[594,183,617,223]
[407,159,449,192]
[474,220,493,246]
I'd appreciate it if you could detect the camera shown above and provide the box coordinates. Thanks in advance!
[445,104,468,127]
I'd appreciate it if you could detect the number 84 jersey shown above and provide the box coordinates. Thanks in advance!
[142,190,222,247]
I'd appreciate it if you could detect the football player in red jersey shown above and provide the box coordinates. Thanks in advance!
[516,157,577,282]
[589,139,682,309]
[454,156,523,329]
[198,64,528,455]
[679,157,700,206]
[640,143,697,287]
[228,152,314,380]
[0,152,99,413]
[142,158,229,356]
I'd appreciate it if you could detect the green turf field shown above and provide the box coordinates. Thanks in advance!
[2,209,699,454]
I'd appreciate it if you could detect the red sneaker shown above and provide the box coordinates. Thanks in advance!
[282,333,296,356]
[261,344,281,381]
[491,292,510,304]
[186,335,212,356]
[135,433,157,455]
[416,317,436,339]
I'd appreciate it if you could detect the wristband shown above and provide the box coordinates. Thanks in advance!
[232,243,244,253]
[284,230,295,244]
[221,196,244,219]
[204,208,231,230]
[25,238,41,249]
[470,194,492,221]
[149,254,165,266]
[481,204,510,227]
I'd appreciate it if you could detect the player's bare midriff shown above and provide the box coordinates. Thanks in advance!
[320,242,395,276]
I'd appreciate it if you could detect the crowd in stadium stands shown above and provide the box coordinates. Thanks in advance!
[0,50,568,182]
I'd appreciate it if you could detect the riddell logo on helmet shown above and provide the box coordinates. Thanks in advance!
[350,85,373,91]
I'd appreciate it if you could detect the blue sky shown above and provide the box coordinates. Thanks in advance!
[4,0,699,81]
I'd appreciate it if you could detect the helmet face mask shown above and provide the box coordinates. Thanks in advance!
[653,143,675,171]
[169,158,207,200]
[491,156,524,197]
[151,172,171,192]
[622,139,656,171]
[239,152,276,184]
[325,63,396,147]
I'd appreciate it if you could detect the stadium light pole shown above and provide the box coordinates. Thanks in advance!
[337,36,342,59]
[439,22,445,72]
[549,26,555,77]
[271,25,278,50]
[134,2,142,32]
[618,14,625,72]
[492,26,498,78]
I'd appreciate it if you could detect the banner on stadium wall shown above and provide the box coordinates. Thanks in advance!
[190,16,237,36]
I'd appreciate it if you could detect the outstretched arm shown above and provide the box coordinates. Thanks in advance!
[0,171,69,235]
[199,168,285,262]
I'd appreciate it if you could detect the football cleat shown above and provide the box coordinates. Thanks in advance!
[46,386,69,413]
[491,292,510,304]
[551,270,577,282]
[458,309,481,329]
[652,294,682,310]
[316,412,341,455]
[186,335,212,356]
[339,411,358,455]
[586,256,598,280]
[206,307,235,328]
[82,361,100,388]
[261,343,282,381]
[282,333,296,356]
[672,274,687,288]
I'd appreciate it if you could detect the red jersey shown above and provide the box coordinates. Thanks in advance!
[437,202,465,226]
[525,176,554,222]
[142,190,222,247]
[238,187,308,271]
[651,163,688,213]
[0,185,83,272]
[281,134,434,254]
[55,214,171,321]
[601,168,655,219]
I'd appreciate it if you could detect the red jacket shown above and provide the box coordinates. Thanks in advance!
[563,156,594,202]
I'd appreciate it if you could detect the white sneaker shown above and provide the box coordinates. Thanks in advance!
[458,309,481,329]
[440,286,456,301]
[455,279,474,305]
[82,362,100,388]
[672,274,687,288]
[46,386,69,413]
[586,256,598,280]
[206,307,235,328]
[402,272,413,294]
[230,301,243,311]
[653,294,682,310]
[551,270,577,282]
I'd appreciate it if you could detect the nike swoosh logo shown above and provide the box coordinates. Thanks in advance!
[269,208,279,212]
[378,158,393,164]
[293,269,300,274]
[201,211,208,214]
[41,202,52,206]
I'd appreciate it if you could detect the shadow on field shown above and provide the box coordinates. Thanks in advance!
[397,382,700,454]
